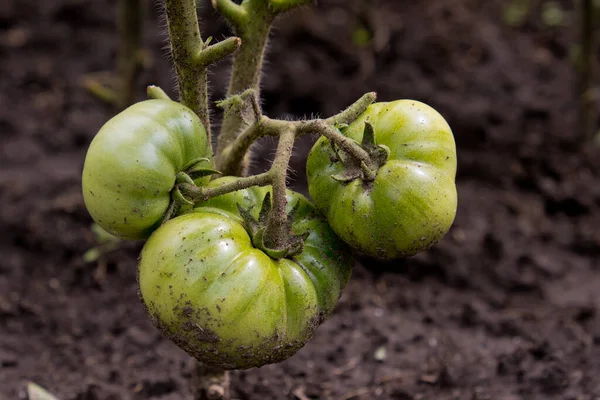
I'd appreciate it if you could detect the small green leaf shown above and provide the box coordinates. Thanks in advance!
[171,187,194,216]
[186,168,222,180]
[287,231,310,257]
[175,171,196,186]
[252,228,288,259]
[182,157,211,172]
[331,171,361,183]
[258,192,272,224]
[361,122,376,147]
[373,144,390,166]
[237,202,260,234]
[287,200,302,224]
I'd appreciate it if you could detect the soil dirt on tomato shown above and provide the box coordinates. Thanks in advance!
[1,0,599,399]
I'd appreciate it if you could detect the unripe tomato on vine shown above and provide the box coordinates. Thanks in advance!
[138,177,354,369]
[82,100,214,240]
[306,100,457,260]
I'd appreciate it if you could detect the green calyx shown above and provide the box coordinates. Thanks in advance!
[237,193,309,260]
[181,157,221,180]
[331,122,390,183]
[163,160,222,224]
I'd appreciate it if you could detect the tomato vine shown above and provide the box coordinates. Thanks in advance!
[81,0,458,399]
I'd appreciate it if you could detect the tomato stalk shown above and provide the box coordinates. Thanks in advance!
[217,92,378,175]
[298,120,377,179]
[164,0,241,145]
[180,172,272,202]
[213,0,311,173]
[263,128,296,250]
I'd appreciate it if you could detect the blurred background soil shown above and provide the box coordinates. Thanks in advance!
[1,0,600,399]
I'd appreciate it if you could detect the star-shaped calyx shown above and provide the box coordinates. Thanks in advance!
[237,193,309,260]
[164,158,222,222]
[330,122,390,183]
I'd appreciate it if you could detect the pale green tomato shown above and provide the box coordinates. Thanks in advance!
[306,100,457,259]
[82,100,212,240]
[138,178,353,369]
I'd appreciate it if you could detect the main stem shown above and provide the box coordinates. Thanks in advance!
[216,2,274,170]
[164,0,211,137]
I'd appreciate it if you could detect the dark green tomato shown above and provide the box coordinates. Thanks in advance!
[306,100,457,260]
[138,177,353,370]
[82,100,212,240]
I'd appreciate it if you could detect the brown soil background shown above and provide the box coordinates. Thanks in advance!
[1,0,600,399]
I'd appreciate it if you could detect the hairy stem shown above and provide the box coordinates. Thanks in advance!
[326,92,377,126]
[180,172,272,202]
[164,0,207,128]
[216,3,273,165]
[117,0,144,109]
[217,92,376,175]
[269,0,312,14]
[217,117,289,176]
[164,0,240,144]
[298,120,371,165]
[263,128,296,250]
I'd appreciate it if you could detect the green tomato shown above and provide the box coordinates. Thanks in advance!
[82,100,212,240]
[138,178,353,370]
[306,100,457,259]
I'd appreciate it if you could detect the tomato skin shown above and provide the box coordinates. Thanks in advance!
[138,178,353,370]
[306,100,457,260]
[82,100,212,240]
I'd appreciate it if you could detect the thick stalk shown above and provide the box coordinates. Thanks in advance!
[117,0,144,109]
[579,0,596,141]
[263,129,296,250]
[164,0,209,134]
[326,92,377,126]
[164,0,240,144]
[215,1,274,169]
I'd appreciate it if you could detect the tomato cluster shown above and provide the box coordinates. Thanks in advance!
[82,98,456,370]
